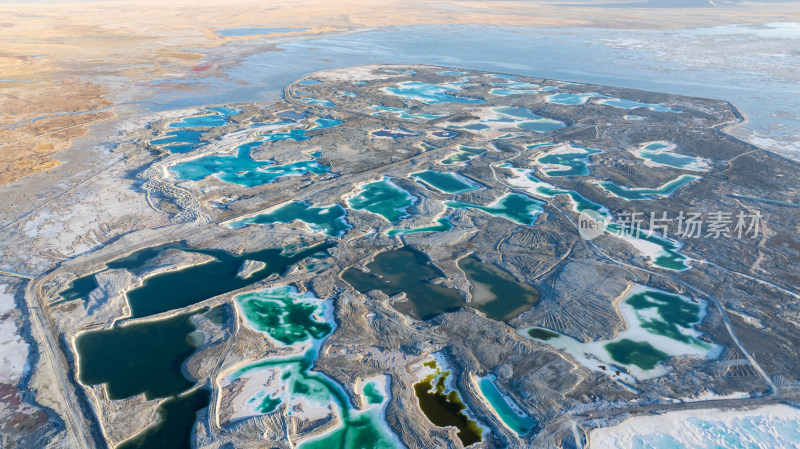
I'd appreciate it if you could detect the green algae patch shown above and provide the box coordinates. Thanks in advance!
[446,193,543,225]
[346,177,416,223]
[228,201,351,236]
[604,339,669,371]
[414,360,483,447]
[118,388,211,449]
[235,286,332,345]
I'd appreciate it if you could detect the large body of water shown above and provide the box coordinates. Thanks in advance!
[134,24,800,159]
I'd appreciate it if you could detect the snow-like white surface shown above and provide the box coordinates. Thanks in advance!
[0,284,29,383]
[589,404,800,449]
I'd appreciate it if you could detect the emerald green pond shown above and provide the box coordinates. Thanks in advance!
[229,286,401,449]
[527,328,559,341]
[235,286,333,345]
[446,193,543,225]
[118,388,211,449]
[441,146,487,166]
[346,177,416,223]
[414,360,483,447]
[597,175,698,200]
[458,256,539,321]
[363,382,384,405]
[604,339,669,371]
[605,223,689,271]
[410,170,479,194]
[521,285,716,379]
[625,289,703,344]
[125,243,334,318]
[228,201,351,236]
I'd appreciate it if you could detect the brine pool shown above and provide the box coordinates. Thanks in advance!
[441,146,487,166]
[414,356,484,447]
[384,81,485,104]
[342,247,539,321]
[446,193,543,226]
[520,285,720,381]
[77,306,227,449]
[475,374,536,436]
[503,165,690,271]
[410,170,480,194]
[169,143,329,187]
[636,141,710,171]
[226,286,402,449]
[346,177,416,223]
[597,175,699,201]
[227,200,351,237]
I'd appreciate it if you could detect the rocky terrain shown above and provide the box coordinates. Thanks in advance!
[4,65,800,448]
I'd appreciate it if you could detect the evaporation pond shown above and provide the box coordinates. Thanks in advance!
[341,247,465,321]
[228,201,351,237]
[597,175,698,200]
[414,359,483,447]
[346,178,415,223]
[477,375,535,435]
[124,243,333,318]
[411,170,479,194]
[77,309,205,399]
[458,256,539,321]
[384,81,485,104]
[169,141,329,187]
[446,193,543,225]
[118,388,211,449]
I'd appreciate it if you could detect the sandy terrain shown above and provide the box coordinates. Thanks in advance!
[2,0,799,184]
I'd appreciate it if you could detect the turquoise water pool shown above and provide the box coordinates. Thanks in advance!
[477,375,536,435]
[597,175,699,200]
[446,193,543,225]
[228,201,351,236]
[169,142,329,187]
[410,170,480,194]
[384,81,485,104]
[346,177,416,222]
[598,98,680,113]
